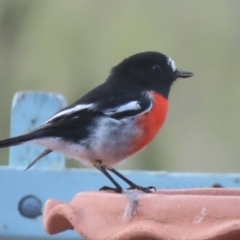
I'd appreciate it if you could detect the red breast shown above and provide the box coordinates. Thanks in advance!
[130,92,168,154]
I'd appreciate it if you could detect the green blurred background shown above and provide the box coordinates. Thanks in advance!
[0,0,240,173]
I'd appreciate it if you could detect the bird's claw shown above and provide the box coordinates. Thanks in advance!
[99,185,123,193]
[99,185,156,194]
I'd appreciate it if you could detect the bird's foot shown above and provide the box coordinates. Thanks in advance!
[99,185,155,193]
[127,185,156,193]
[99,185,123,193]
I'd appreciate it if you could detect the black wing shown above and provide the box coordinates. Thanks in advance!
[30,82,152,142]
[46,82,152,123]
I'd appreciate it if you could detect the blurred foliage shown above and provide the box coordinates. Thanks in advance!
[0,0,240,172]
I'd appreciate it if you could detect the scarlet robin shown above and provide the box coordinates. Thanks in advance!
[0,51,193,193]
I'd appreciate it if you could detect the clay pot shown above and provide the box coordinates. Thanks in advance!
[43,189,240,240]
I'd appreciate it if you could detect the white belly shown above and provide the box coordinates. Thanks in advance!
[34,117,142,167]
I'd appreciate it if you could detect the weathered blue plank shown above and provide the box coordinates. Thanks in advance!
[1,167,240,239]
[9,92,67,169]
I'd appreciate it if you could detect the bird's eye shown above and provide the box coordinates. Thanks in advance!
[152,65,161,71]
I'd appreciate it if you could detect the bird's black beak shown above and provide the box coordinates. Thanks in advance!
[174,70,193,78]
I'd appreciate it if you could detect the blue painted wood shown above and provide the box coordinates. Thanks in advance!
[9,91,67,170]
[1,167,240,239]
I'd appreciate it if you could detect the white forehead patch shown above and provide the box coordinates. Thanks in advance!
[167,57,176,72]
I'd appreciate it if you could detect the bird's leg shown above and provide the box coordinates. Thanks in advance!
[94,160,123,193]
[109,168,156,193]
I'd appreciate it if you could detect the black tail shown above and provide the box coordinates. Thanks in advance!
[0,133,36,148]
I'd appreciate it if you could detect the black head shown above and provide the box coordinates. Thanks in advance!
[110,51,193,98]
